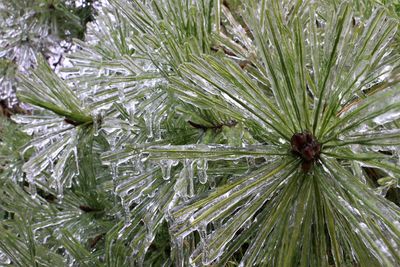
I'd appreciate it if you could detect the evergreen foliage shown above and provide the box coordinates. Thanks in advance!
[0,0,96,110]
[1,0,400,266]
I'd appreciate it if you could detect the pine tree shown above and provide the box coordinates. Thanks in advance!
[1,0,400,266]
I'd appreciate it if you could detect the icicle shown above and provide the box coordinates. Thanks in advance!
[10,164,18,183]
[111,163,118,196]
[30,183,37,199]
[130,157,141,175]
[159,160,172,180]
[137,157,145,174]
[47,156,54,173]
[92,112,101,136]
[127,100,137,127]
[26,173,37,199]
[198,224,208,263]
[144,112,154,139]
[57,180,64,202]
[175,169,188,198]
[186,160,195,197]
[174,160,195,198]
[92,84,98,96]
[209,175,216,189]
[72,146,79,176]
[109,135,119,194]
[198,224,207,243]
[70,129,80,175]
[53,154,64,201]
[118,83,126,103]
[120,198,131,226]
[143,204,157,239]
[197,159,208,184]
[139,153,150,172]
[154,116,162,140]
[159,160,179,180]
